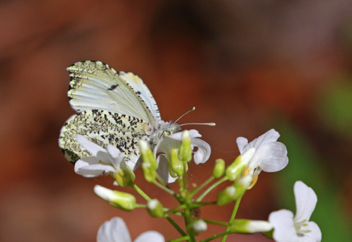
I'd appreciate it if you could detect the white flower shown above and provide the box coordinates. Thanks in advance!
[97,217,164,242]
[269,181,322,242]
[74,135,136,183]
[154,129,211,183]
[236,129,288,176]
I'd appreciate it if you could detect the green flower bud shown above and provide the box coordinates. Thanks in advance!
[233,175,253,197]
[213,159,225,178]
[178,130,192,162]
[229,219,273,233]
[142,162,157,183]
[139,140,158,169]
[139,140,158,182]
[171,149,184,177]
[114,164,135,187]
[225,148,255,181]
[187,219,207,236]
[147,199,164,218]
[217,186,237,206]
[94,185,136,211]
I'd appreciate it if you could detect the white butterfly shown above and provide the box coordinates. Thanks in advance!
[59,60,181,165]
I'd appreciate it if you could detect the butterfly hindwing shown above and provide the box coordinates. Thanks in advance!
[59,110,152,163]
[67,60,157,125]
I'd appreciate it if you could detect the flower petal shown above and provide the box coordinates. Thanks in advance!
[97,217,131,242]
[107,144,124,169]
[294,181,317,222]
[157,155,177,183]
[236,137,248,154]
[249,129,280,149]
[168,129,202,140]
[269,209,298,242]
[126,156,141,171]
[75,157,114,177]
[304,221,322,242]
[134,231,165,242]
[155,136,180,160]
[250,142,288,172]
[191,139,211,164]
[76,134,110,162]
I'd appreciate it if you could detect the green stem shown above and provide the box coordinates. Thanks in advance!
[133,184,184,237]
[183,164,188,191]
[202,219,228,226]
[196,177,228,202]
[166,204,187,214]
[220,196,243,242]
[156,173,167,186]
[190,201,216,208]
[165,214,187,236]
[132,184,151,201]
[199,232,231,242]
[184,204,196,242]
[168,235,190,242]
[134,204,147,208]
[153,180,175,195]
[188,176,214,199]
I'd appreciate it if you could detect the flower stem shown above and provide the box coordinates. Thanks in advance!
[153,180,175,195]
[188,176,214,199]
[156,173,167,186]
[202,219,228,226]
[168,235,190,242]
[196,177,228,202]
[220,196,243,242]
[132,184,151,201]
[183,164,188,191]
[199,231,231,242]
[166,204,187,214]
[184,202,196,242]
[165,214,187,237]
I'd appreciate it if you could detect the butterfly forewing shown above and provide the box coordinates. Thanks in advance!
[67,61,156,124]
[60,110,152,163]
[118,72,161,122]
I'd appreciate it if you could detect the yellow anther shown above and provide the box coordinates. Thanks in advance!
[247,174,258,189]
[242,167,251,176]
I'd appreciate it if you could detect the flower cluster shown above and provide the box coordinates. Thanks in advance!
[64,128,321,242]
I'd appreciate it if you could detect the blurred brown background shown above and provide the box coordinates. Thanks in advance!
[1,0,352,241]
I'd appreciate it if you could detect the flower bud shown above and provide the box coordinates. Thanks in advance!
[225,148,255,181]
[114,163,135,187]
[212,159,225,178]
[229,219,273,233]
[94,185,136,211]
[178,130,192,162]
[233,174,253,198]
[217,186,237,206]
[139,140,158,169]
[188,220,207,235]
[139,140,158,182]
[171,149,184,177]
[147,199,164,218]
[142,162,157,183]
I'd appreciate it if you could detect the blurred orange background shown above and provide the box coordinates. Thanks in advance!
[1,0,352,241]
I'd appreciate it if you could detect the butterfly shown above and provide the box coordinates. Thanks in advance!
[59,60,181,165]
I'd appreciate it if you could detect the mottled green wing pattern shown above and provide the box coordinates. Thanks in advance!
[59,110,152,163]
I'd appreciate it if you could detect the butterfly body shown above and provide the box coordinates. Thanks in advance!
[59,60,180,164]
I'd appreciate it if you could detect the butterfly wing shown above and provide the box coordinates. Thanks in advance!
[59,110,152,164]
[67,60,158,125]
[60,60,159,163]
[118,71,161,122]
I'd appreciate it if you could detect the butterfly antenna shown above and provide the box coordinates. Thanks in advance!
[180,122,216,127]
[175,107,196,123]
